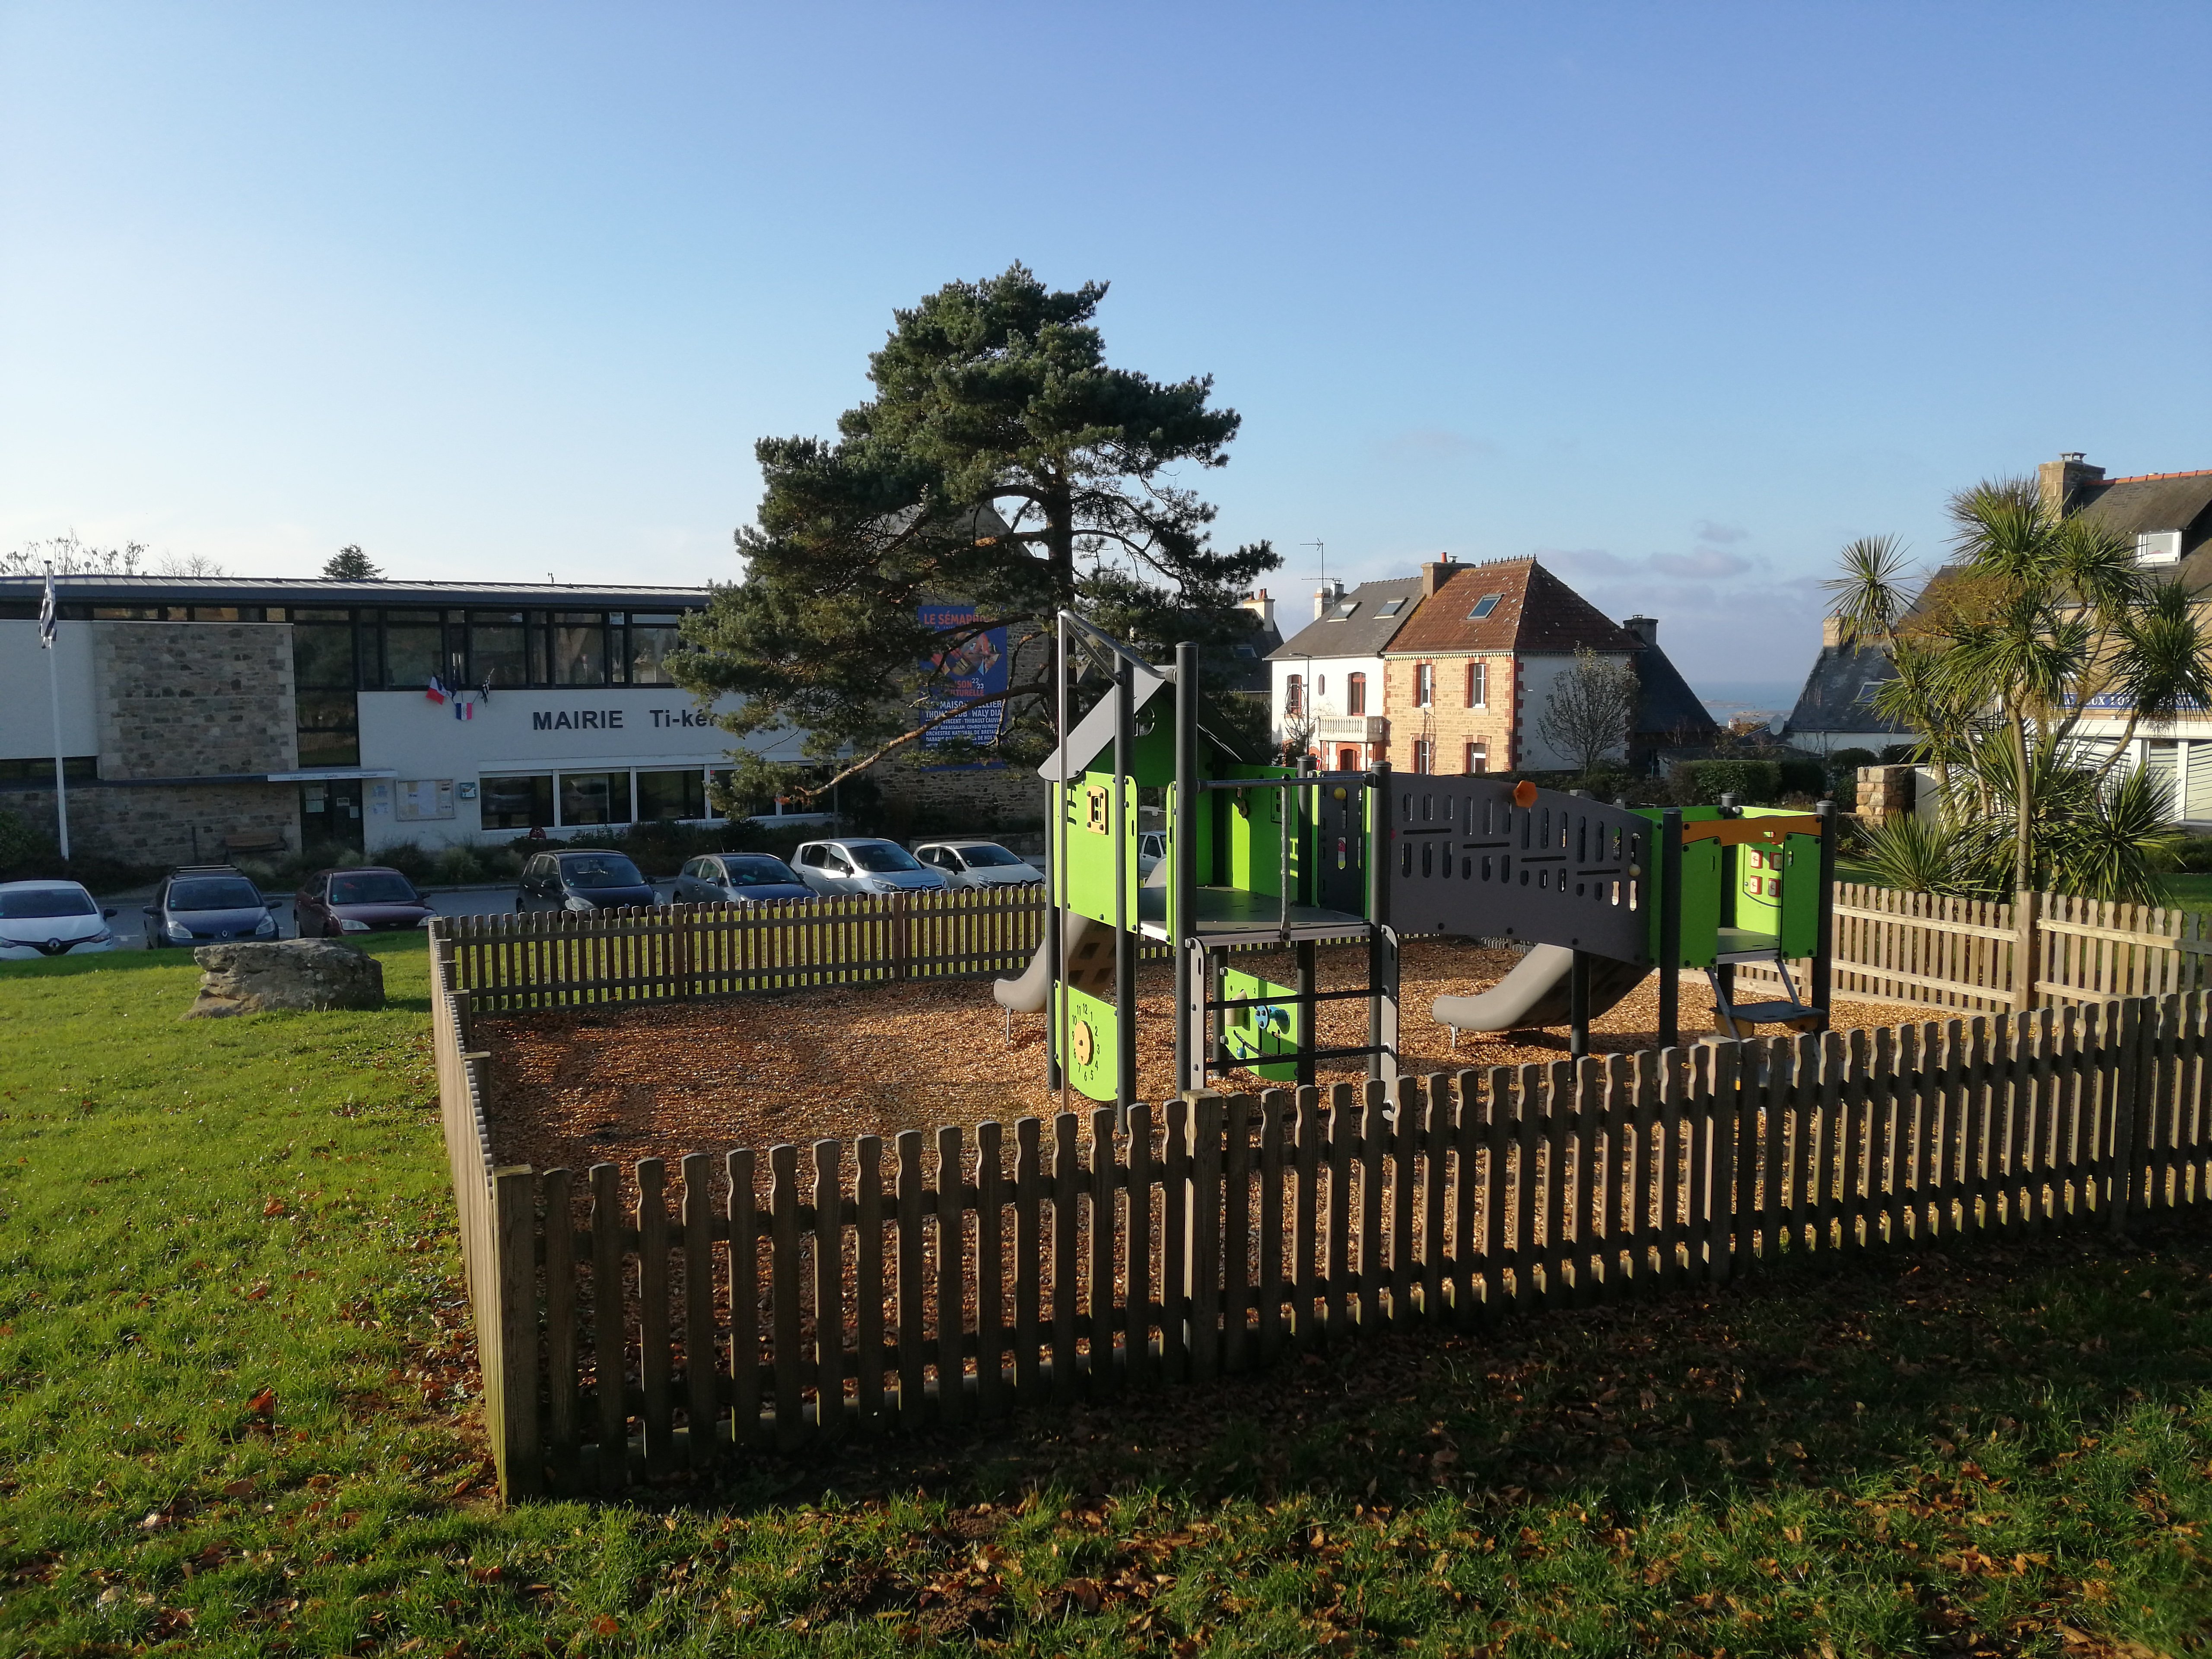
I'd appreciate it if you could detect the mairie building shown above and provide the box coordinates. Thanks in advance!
[0,575,811,865]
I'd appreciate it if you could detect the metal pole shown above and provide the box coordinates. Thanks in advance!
[1568,949,1590,1058]
[1659,807,1683,1049]
[1295,937,1317,1087]
[46,631,70,863]
[1173,641,1200,1093]
[1812,798,1836,1030]
[1051,615,1068,1101]
[1367,762,1392,1081]
[1113,654,1136,1125]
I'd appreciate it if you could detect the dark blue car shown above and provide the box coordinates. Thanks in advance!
[144,866,280,948]
[515,850,659,913]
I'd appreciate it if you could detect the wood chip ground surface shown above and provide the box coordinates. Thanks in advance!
[480,939,1930,1177]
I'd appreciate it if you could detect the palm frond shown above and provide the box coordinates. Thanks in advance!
[1819,534,1911,646]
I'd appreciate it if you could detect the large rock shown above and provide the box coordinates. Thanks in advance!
[186,938,385,1018]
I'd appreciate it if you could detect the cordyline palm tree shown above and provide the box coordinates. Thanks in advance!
[1826,479,2212,904]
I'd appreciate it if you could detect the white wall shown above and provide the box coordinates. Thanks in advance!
[0,620,99,760]
[1515,652,1637,771]
[1269,651,1389,738]
[356,686,807,849]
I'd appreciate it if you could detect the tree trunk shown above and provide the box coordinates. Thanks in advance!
[2009,710,2034,896]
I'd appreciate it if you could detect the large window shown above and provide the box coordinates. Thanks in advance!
[0,756,96,785]
[295,694,361,767]
[1285,674,1303,716]
[481,774,554,830]
[1465,660,1486,708]
[1346,672,1366,716]
[559,771,632,825]
[636,769,706,820]
[289,610,361,766]
[469,612,529,689]
[551,614,608,685]
[381,610,446,688]
[627,614,683,685]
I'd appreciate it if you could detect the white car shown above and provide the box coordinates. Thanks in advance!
[912,840,1045,890]
[0,879,119,962]
[1137,830,1166,878]
[791,837,950,898]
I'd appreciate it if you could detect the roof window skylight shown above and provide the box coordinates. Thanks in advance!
[1376,597,1406,617]
[1468,593,1503,620]
[1331,601,1360,619]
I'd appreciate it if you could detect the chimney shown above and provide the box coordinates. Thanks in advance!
[1421,553,1456,598]
[1238,588,1275,632]
[2037,451,2104,516]
[1621,615,1657,647]
[1313,576,1344,619]
[1822,615,1846,648]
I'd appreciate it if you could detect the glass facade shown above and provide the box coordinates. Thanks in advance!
[635,768,705,820]
[558,772,632,825]
[482,774,555,831]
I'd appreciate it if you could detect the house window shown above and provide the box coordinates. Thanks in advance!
[1466,660,1486,708]
[1317,674,1326,696]
[1466,741,1488,775]
[1414,663,1434,708]
[1285,674,1303,716]
[1347,672,1367,715]
[1412,739,1433,775]
[2137,531,2183,566]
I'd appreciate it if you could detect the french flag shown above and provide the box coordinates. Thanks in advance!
[425,676,448,706]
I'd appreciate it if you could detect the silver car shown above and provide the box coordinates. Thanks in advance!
[791,837,949,897]
[671,853,815,906]
[912,840,1044,890]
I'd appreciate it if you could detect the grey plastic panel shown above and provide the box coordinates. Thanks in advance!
[1388,779,1650,963]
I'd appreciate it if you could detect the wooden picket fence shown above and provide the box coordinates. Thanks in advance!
[1825,884,2212,1014]
[439,886,1052,1012]
[430,933,2212,1501]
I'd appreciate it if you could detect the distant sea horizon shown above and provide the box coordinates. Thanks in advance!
[1694,678,1799,725]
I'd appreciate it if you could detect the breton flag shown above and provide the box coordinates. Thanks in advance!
[424,676,448,706]
[38,565,57,647]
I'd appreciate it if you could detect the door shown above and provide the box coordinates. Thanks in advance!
[1338,747,1359,772]
[300,779,365,852]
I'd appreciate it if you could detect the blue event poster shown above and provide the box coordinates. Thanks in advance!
[918,604,1009,757]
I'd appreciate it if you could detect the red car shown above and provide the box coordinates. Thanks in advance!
[293,866,437,937]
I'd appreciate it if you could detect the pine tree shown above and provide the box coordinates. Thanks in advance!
[324,545,380,581]
[673,264,1278,801]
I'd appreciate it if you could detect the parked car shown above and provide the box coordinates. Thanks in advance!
[671,853,814,906]
[1137,830,1166,877]
[912,840,1045,890]
[515,849,660,913]
[294,866,436,937]
[791,837,950,898]
[143,866,280,948]
[0,879,118,961]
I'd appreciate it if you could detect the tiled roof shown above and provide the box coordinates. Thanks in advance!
[1384,558,1643,656]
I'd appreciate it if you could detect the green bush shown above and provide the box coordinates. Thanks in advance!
[0,807,58,878]
[1670,758,1783,806]
[434,843,488,884]
[2168,834,2212,874]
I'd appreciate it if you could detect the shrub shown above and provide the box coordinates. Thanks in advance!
[1670,758,1783,806]
[2169,835,2212,875]
[0,807,57,879]
[372,840,435,880]
[434,844,488,884]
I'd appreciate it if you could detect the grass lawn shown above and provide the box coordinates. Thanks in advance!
[5,941,2212,1656]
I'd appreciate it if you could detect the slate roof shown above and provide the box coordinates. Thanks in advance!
[1631,640,1720,741]
[1385,558,1645,656]
[2072,469,2212,594]
[1269,577,1424,661]
[1783,642,1914,737]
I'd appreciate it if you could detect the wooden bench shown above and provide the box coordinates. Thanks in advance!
[222,829,289,859]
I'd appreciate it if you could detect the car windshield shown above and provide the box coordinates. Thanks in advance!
[725,857,801,887]
[953,844,1025,868]
[331,872,420,905]
[560,855,647,889]
[171,878,263,912]
[847,843,922,873]
[0,887,95,919]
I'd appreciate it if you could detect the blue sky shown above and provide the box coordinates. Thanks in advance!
[3,3,2206,702]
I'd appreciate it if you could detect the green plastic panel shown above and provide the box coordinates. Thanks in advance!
[1640,807,1724,967]
[1221,966,1300,1081]
[1779,834,1821,958]
[1056,983,1119,1103]
[1055,772,1140,930]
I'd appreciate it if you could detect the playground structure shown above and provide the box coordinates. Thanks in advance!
[999,615,1840,1107]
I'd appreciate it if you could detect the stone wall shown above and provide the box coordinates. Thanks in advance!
[873,763,1048,826]
[3,783,300,870]
[1382,653,1519,774]
[94,621,298,779]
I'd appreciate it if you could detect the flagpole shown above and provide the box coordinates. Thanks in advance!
[41,561,70,861]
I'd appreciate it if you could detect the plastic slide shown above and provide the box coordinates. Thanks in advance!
[1431,944,1650,1034]
[995,910,1121,1013]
